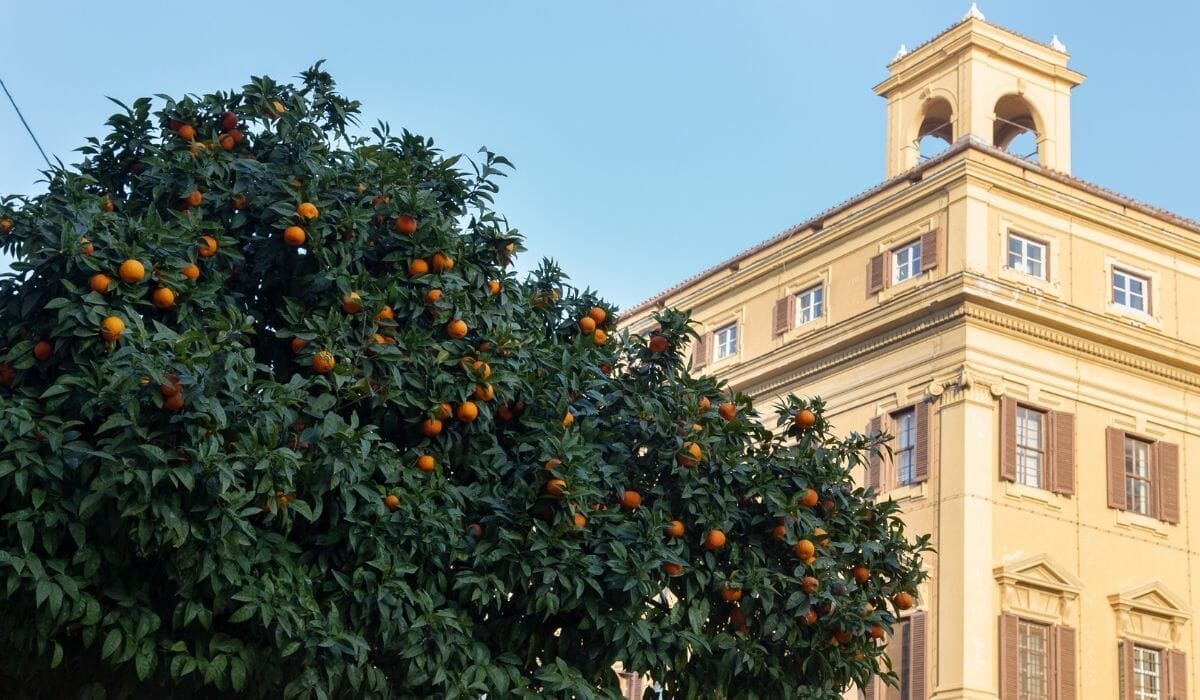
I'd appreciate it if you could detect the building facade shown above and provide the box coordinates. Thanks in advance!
[622,10,1198,700]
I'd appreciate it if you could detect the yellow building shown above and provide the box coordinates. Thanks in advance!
[623,8,1197,700]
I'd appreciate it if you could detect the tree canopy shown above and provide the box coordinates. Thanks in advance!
[0,66,929,699]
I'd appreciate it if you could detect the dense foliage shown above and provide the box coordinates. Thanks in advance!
[0,66,929,698]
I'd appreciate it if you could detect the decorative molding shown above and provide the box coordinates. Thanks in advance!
[1109,581,1191,646]
[995,554,1081,623]
[930,366,1005,403]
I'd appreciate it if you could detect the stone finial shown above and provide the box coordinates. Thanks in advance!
[963,3,986,21]
[892,44,910,62]
[1049,34,1068,53]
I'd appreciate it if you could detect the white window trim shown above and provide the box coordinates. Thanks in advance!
[1006,232,1048,280]
[1112,267,1151,314]
[1104,256,1162,329]
[780,268,832,338]
[997,222,1061,298]
[712,323,738,363]
[795,283,824,327]
[892,239,922,285]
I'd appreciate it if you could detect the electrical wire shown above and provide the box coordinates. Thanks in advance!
[0,76,52,168]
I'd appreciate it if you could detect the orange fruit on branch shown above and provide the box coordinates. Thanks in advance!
[177,124,195,141]
[312,351,335,374]
[283,226,306,246]
[341,292,363,314]
[665,520,685,538]
[384,494,400,512]
[100,316,125,342]
[648,335,669,353]
[89,273,111,294]
[721,586,743,603]
[892,591,914,610]
[588,307,606,325]
[186,190,204,208]
[296,202,318,220]
[32,341,52,362]
[801,488,820,508]
[446,319,468,339]
[151,287,176,310]
[795,409,817,429]
[419,418,443,437]
[677,442,701,467]
[547,479,567,499]
[620,490,641,511]
[394,215,417,234]
[181,264,200,281]
[592,329,607,345]
[794,539,816,561]
[455,401,479,422]
[416,455,436,472]
[118,259,146,284]
[578,317,596,334]
[703,529,726,550]
[664,562,683,576]
[718,402,736,421]
[573,512,587,529]
[197,236,219,258]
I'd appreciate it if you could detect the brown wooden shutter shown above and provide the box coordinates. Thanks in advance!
[867,416,883,492]
[909,611,927,700]
[999,397,1017,482]
[1156,441,1180,524]
[913,401,930,483]
[920,229,940,272]
[773,296,792,336]
[693,332,710,370]
[1107,428,1127,510]
[863,678,876,700]
[1055,625,1077,700]
[1167,649,1187,700]
[999,614,1019,700]
[1050,411,1075,495]
[1119,640,1135,700]
[867,254,885,295]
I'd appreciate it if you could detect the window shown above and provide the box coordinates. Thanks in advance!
[1018,620,1050,700]
[882,618,912,700]
[1113,268,1149,313]
[1133,646,1162,700]
[796,285,824,325]
[894,409,916,486]
[713,324,737,361]
[1107,429,1180,523]
[1007,233,1046,278]
[1015,407,1045,488]
[1125,437,1152,517]
[893,240,922,284]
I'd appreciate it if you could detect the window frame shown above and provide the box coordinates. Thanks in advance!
[1133,644,1162,700]
[1125,436,1153,517]
[1017,618,1051,700]
[1007,232,1048,280]
[893,408,917,487]
[1014,406,1046,489]
[892,240,922,285]
[1112,267,1151,314]
[712,324,738,362]
[795,284,824,326]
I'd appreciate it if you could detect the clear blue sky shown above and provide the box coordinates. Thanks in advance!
[3,1,1198,310]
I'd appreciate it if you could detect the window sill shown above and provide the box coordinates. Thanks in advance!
[879,481,926,503]
[1001,481,1064,510]
[997,266,1060,298]
[1114,509,1170,537]
[781,316,830,340]
[1106,304,1162,332]
[877,273,929,303]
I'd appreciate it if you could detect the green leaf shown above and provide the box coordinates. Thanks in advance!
[228,604,256,624]
[101,629,122,660]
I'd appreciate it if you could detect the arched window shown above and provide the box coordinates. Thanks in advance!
[993,94,1040,161]
[917,97,954,162]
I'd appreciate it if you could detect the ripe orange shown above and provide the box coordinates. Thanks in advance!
[620,490,642,510]
[416,455,436,472]
[384,494,400,512]
[181,264,200,281]
[177,124,195,141]
[118,259,145,284]
[870,624,886,640]
[420,418,443,437]
[588,307,606,325]
[802,608,819,625]
[470,360,492,380]
[772,524,786,542]
[795,409,817,429]
[794,539,816,560]
[801,576,820,594]
[408,259,429,277]
[578,317,596,334]
[189,142,208,157]
[664,562,683,576]
[220,111,238,131]
[373,333,394,346]
[544,458,562,471]
[721,586,743,603]
[703,529,726,550]
[151,287,176,310]
[89,273,111,294]
[197,235,219,258]
[430,252,453,272]
[446,319,468,339]
[593,329,607,345]
[312,351,336,374]
[573,512,587,528]
[466,523,483,538]
[718,402,736,421]
[270,100,286,118]
[375,305,394,321]
[218,133,235,151]
[666,520,685,538]
[835,629,853,645]
[648,335,669,353]
[437,402,453,420]
[160,375,182,397]
[892,591,915,610]
[547,478,567,499]
[852,565,870,584]
[80,237,94,256]
[813,527,830,547]
[473,383,494,401]
[296,202,318,220]
[163,393,185,412]
[100,316,125,341]
[0,218,12,234]
[227,128,245,144]
[562,411,575,428]
[425,289,443,305]
[487,280,501,296]
[290,338,308,354]
[801,488,820,508]
[455,401,479,422]
[341,292,363,314]
[32,341,52,362]
[186,190,203,208]
[677,441,702,467]
[283,226,306,246]
[394,215,417,234]
[698,396,711,411]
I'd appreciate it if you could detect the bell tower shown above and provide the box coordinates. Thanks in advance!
[874,5,1084,178]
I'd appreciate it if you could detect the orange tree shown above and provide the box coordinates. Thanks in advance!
[0,66,928,698]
